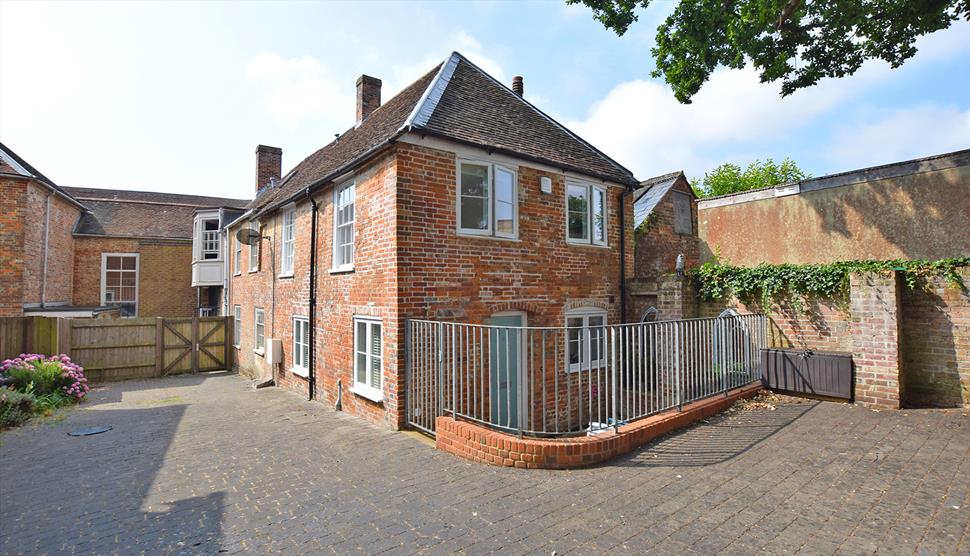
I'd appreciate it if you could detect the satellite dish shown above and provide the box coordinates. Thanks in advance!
[236,227,261,246]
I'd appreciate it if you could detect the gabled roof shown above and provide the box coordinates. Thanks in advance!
[0,142,86,209]
[633,171,688,228]
[65,187,250,239]
[250,51,637,215]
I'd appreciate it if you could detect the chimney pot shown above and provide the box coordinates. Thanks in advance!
[255,145,282,194]
[356,75,382,124]
[512,76,523,97]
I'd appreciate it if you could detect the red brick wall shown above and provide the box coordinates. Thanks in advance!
[73,236,195,317]
[0,178,27,316]
[900,269,969,407]
[230,150,400,428]
[849,272,903,408]
[22,182,80,306]
[229,141,636,430]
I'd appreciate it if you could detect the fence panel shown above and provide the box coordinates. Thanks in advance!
[70,318,159,381]
[406,313,768,438]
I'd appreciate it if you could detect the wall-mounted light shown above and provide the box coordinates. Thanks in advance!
[676,253,685,277]
[539,176,552,194]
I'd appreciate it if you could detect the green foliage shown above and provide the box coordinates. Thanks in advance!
[691,158,809,198]
[3,360,63,396]
[568,0,968,102]
[691,257,970,309]
[0,387,36,429]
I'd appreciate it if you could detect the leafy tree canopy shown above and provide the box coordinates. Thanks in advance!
[568,0,968,103]
[691,157,809,197]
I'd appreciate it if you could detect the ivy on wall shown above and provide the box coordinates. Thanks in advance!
[691,257,970,308]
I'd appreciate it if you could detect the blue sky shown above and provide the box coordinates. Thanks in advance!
[1,1,968,199]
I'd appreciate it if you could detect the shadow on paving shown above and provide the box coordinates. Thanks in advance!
[0,398,224,554]
[612,401,819,468]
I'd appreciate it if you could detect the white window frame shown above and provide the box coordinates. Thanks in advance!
[291,316,309,377]
[248,221,260,272]
[200,219,221,260]
[233,305,241,347]
[280,206,296,277]
[565,307,608,373]
[100,253,139,317]
[332,179,355,272]
[254,308,265,354]
[566,180,607,247]
[456,160,518,239]
[351,316,383,402]
[233,234,242,275]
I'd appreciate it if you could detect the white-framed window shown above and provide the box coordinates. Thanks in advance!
[332,179,355,271]
[201,219,220,260]
[565,307,607,372]
[254,308,265,353]
[351,316,382,401]
[292,316,310,377]
[233,305,241,346]
[566,181,607,246]
[233,235,241,275]
[101,253,139,317]
[457,160,517,239]
[280,206,296,276]
[248,221,260,272]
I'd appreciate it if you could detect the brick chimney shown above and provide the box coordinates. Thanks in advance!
[356,75,382,125]
[255,145,282,193]
[512,76,523,97]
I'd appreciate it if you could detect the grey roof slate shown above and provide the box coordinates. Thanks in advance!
[633,171,685,228]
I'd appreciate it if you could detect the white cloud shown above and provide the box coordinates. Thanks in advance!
[246,52,353,129]
[825,104,970,168]
[566,65,850,178]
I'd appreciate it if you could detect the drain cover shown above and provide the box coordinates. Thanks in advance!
[67,425,112,437]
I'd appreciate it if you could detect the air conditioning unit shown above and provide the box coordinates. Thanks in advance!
[265,338,283,364]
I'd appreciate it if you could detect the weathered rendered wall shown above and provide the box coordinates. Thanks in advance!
[697,160,970,265]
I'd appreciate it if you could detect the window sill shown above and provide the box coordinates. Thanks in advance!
[233,344,240,350]
[248,269,260,274]
[278,272,294,279]
[350,384,383,403]
[254,348,265,357]
[566,240,610,249]
[290,366,309,378]
[456,232,520,242]
[233,272,241,277]
[329,266,355,275]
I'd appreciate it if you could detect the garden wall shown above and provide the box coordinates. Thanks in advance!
[689,269,969,408]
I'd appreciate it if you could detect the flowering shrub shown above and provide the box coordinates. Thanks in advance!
[0,387,36,428]
[0,354,89,402]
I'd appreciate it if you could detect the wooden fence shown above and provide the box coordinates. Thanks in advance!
[0,316,232,382]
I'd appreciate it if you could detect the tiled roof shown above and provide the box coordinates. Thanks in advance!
[65,187,250,239]
[249,65,441,213]
[633,171,686,228]
[250,52,637,214]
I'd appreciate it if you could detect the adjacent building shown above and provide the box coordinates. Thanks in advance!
[0,142,249,318]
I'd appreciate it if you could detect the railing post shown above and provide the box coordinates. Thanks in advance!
[404,320,412,424]
[611,326,618,430]
[675,322,682,410]
[451,323,457,418]
[437,321,444,420]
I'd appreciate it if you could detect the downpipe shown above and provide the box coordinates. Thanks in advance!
[305,187,319,402]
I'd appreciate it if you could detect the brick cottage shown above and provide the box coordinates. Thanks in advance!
[0,142,249,318]
[228,52,639,429]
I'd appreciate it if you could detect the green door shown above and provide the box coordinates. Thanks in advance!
[489,313,523,429]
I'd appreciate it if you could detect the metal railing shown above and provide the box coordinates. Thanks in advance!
[405,313,768,437]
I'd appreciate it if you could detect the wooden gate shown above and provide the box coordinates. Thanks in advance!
[160,317,230,376]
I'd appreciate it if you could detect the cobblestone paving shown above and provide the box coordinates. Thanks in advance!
[1,372,968,555]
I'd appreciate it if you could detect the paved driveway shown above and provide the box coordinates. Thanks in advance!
[1,373,967,555]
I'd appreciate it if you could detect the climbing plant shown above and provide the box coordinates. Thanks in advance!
[691,257,970,309]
